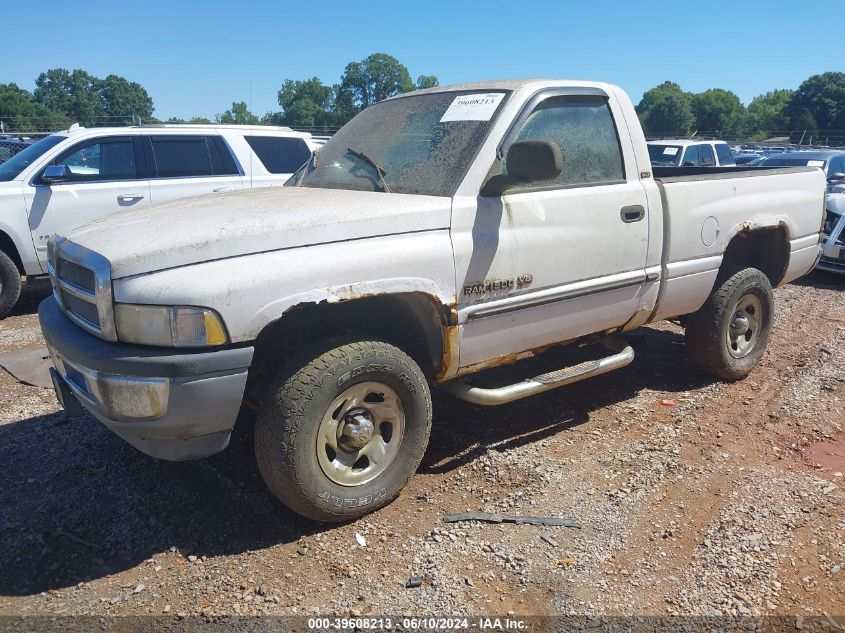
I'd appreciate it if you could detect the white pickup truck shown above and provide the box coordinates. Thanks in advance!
[0,124,322,317]
[40,80,825,522]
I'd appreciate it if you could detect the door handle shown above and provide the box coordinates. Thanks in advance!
[620,205,645,223]
[213,187,234,193]
[118,193,145,201]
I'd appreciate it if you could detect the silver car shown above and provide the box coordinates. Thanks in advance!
[819,188,845,273]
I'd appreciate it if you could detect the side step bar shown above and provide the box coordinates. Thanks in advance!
[443,337,634,406]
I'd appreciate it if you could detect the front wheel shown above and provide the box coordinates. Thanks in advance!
[254,338,432,522]
[0,250,22,320]
[684,267,774,381]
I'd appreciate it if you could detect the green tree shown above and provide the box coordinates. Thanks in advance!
[786,72,845,141]
[96,74,154,121]
[335,53,414,120]
[791,109,819,143]
[416,75,439,90]
[32,68,155,126]
[188,116,212,124]
[216,101,259,125]
[691,89,745,136]
[636,81,694,136]
[743,89,792,136]
[33,68,105,126]
[0,83,71,132]
[273,77,335,127]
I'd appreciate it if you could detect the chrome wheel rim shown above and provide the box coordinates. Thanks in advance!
[726,293,763,359]
[316,381,405,487]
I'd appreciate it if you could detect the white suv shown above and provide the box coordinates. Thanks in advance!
[647,139,737,167]
[0,124,321,317]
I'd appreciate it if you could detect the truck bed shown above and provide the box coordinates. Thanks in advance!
[649,165,825,321]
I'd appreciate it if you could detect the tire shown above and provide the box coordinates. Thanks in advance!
[0,250,22,320]
[684,267,774,381]
[255,338,432,522]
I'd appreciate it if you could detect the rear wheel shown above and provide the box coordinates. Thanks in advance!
[684,267,774,381]
[0,251,22,320]
[254,338,432,522]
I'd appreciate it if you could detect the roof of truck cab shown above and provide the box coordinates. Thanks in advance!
[385,79,621,99]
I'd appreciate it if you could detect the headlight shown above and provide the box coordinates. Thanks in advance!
[114,304,228,347]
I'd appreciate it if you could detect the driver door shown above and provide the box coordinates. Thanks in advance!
[452,91,652,370]
[24,135,150,271]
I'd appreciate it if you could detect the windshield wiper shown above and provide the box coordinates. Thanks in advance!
[346,147,391,193]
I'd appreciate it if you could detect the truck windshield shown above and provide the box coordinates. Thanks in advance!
[647,144,683,166]
[290,90,509,197]
[0,134,66,182]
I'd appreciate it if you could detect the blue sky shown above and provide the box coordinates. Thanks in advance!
[0,1,837,120]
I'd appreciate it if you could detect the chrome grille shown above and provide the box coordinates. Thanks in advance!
[48,237,117,341]
[63,293,101,327]
[58,259,96,293]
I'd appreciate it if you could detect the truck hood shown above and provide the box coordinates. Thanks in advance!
[64,187,452,278]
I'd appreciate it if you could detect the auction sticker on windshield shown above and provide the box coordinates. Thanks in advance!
[440,93,505,122]
[663,147,679,156]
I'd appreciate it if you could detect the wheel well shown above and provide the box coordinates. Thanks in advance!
[0,231,24,274]
[718,225,790,287]
[250,293,449,395]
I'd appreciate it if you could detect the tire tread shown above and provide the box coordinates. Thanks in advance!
[254,338,431,522]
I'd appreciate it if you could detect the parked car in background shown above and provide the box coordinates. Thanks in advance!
[819,189,845,273]
[41,79,824,522]
[754,151,845,184]
[0,136,33,164]
[0,124,322,317]
[733,152,761,165]
[647,139,736,167]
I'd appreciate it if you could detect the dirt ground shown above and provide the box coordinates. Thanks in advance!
[0,274,843,621]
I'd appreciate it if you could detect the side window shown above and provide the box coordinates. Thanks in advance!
[715,143,735,166]
[207,136,239,175]
[52,137,137,182]
[149,135,213,178]
[244,136,312,174]
[682,145,700,166]
[504,95,625,190]
[699,144,716,167]
[828,157,844,176]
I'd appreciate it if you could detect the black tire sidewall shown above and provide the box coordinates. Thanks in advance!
[716,274,773,376]
[685,267,774,381]
[0,251,22,319]
[256,339,432,522]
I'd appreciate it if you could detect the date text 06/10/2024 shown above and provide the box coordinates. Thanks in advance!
[306,617,528,630]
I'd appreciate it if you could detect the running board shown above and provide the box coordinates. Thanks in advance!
[443,337,634,406]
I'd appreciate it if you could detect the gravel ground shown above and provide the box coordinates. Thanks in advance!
[0,274,843,620]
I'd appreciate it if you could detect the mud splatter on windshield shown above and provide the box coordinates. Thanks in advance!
[291,91,509,197]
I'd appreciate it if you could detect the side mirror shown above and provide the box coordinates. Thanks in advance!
[682,161,695,167]
[481,140,563,196]
[827,172,845,183]
[42,164,71,184]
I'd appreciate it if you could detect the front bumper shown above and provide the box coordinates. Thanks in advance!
[40,297,254,461]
